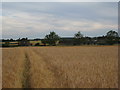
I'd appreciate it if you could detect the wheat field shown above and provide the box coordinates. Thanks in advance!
[2,46,118,88]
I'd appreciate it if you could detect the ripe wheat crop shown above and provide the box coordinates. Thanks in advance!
[2,46,118,88]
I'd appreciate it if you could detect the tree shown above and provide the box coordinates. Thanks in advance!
[42,31,60,46]
[10,38,14,41]
[105,30,119,45]
[74,31,83,39]
[74,31,84,45]
[106,30,119,37]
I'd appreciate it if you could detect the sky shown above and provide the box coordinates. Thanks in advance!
[1,2,118,39]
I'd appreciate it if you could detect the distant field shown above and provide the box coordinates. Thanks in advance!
[30,41,41,45]
[1,40,42,46]
[2,46,118,88]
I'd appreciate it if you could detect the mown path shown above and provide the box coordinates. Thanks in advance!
[21,48,70,88]
[22,50,31,88]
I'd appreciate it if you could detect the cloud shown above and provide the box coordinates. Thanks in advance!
[2,2,118,39]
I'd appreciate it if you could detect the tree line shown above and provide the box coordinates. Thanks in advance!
[41,30,119,46]
[1,30,120,47]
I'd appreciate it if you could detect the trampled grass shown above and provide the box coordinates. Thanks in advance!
[2,46,118,88]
